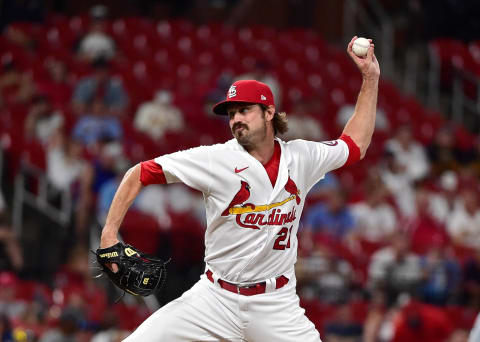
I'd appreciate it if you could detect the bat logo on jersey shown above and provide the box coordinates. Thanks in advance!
[221,178,301,229]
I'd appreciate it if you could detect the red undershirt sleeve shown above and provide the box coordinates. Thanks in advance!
[140,159,167,185]
[339,134,361,166]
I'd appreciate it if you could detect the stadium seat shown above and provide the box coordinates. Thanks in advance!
[2,17,480,338]
[113,302,151,331]
[430,38,480,88]
[120,209,164,255]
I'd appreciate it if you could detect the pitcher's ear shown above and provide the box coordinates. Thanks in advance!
[265,105,275,121]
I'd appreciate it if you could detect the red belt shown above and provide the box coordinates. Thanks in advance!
[206,270,289,296]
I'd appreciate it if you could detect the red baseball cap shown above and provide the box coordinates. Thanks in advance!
[213,80,275,115]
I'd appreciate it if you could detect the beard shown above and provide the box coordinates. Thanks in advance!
[232,120,267,148]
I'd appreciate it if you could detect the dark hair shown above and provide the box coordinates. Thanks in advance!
[259,104,288,135]
[92,57,110,69]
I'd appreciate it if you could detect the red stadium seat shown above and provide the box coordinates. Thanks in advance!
[120,209,165,255]
[430,38,480,89]
[469,40,480,64]
[113,302,152,331]
[445,306,477,330]
[68,15,90,35]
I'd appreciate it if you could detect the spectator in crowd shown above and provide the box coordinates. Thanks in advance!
[419,244,460,306]
[97,160,199,229]
[285,114,324,143]
[337,104,390,133]
[447,189,480,249]
[77,5,116,62]
[363,291,398,342]
[0,60,35,105]
[14,301,49,340]
[97,173,126,226]
[391,300,454,342]
[72,98,123,148]
[91,311,130,342]
[133,90,184,141]
[429,170,460,225]
[427,126,461,177]
[0,314,13,342]
[316,256,353,305]
[296,245,353,304]
[379,149,416,218]
[0,272,26,323]
[304,188,355,241]
[55,246,92,290]
[53,246,109,328]
[368,233,422,305]
[0,190,23,272]
[39,307,82,342]
[77,141,126,234]
[88,141,128,194]
[350,171,397,245]
[204,72,235,110]
[46,131,86,192]
[384,125,430,182]
[279,99,325,141]
[4,24,36,51]
[408,186,449,255]
[195,90,234,144]
[323,304,363,341]
[125,183,205,231]
[459,136,480,179]
[235,60,282,106]
[462,249,480,309]
[305,174,341,209]
[24,94,64,146]
[71,57,128,117]
[35,59,72,107]
[0,227,23,273]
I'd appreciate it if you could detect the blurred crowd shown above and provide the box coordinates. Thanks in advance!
[0,5,480,342]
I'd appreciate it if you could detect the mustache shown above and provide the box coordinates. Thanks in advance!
[232,123,248,132]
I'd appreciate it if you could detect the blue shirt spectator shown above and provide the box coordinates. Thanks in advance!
[72,58,128,115]
[304,189,355,239]
[308,173,340,197]
[72,114,122,146]
[420,246,460,305]
[73,77,127,109]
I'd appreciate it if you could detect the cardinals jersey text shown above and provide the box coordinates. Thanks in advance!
[153,137,349,284]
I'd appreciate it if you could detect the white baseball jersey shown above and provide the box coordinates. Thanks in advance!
[155,137,349,284]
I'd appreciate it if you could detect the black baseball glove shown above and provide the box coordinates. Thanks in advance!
[95,242,168,296]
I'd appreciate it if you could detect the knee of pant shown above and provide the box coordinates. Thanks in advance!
[125,325,179,341]
[125,313,184,341]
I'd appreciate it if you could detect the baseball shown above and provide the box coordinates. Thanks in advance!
[352,37,370,57]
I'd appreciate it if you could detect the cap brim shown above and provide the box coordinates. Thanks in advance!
[212,100,255,115]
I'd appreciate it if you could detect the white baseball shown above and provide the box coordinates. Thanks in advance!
[352,37,370,57]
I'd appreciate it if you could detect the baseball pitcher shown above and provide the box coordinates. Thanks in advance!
[98,36,380,341]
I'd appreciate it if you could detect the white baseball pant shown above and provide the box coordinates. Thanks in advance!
[123,275,321,341]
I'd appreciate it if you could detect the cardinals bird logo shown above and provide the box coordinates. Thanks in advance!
[222,178,300,229]
[222,181,251,216]
[284,176,301,205]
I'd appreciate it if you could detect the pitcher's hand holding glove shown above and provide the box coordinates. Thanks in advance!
[95,242,168,296]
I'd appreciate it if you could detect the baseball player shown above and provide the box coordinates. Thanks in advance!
[99,36,380,341]
[469,313,480,342]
